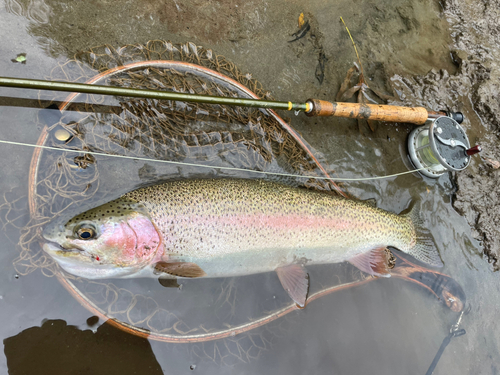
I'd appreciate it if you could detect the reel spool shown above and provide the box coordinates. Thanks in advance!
[408,115,481,178]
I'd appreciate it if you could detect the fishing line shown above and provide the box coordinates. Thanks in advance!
[0,138,426,182]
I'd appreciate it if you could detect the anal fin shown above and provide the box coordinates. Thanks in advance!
[154,261,206,278]
[348,247,391,278]
[275,264,309,308]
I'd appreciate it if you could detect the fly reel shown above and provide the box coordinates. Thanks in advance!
[408,113,481,178]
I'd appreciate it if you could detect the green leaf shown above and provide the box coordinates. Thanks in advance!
[11,53,27,64]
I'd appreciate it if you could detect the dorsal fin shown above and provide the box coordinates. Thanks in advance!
[364,198,377,207]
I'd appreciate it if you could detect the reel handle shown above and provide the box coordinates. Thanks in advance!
[305,99,428,125]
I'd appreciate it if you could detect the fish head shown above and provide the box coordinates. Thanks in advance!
[42,199,162,279]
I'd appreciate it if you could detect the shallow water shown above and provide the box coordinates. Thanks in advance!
[0,0,498,374]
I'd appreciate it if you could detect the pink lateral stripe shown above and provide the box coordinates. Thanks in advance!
[168,214,364,231]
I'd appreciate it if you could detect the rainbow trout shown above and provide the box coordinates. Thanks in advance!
[42,178,442,307]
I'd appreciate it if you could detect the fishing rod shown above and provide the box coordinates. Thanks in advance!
[0,76,451,125]
[0,76,482,179]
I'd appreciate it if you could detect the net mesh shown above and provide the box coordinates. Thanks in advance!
[11,41,347,353]
[18,40,343,276]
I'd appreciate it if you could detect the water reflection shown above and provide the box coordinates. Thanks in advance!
[5,0,50,24]
[0,97,122,115]
[3,319,163,375]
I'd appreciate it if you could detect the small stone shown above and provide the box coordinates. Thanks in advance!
[86,316,99,327]
[55,129,71,142]
[485,158,500,169]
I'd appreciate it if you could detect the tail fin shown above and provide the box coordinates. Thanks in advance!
[404,204,443,267]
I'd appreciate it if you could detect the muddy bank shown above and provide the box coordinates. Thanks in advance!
[387,0,500,269]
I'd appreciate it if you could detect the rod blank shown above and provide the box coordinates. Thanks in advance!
[0,76,307,111]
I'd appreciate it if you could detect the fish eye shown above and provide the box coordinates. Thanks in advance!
[76,226,96,240]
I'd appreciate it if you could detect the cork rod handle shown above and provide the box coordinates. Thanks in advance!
[305,99,429,125]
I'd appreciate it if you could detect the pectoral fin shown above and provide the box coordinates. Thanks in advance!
[276,264,309,308]
[348,247,391,277]
[154,261,206,278]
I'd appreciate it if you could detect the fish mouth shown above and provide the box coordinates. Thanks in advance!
[42,240,86,258]
[42,240,141,279]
